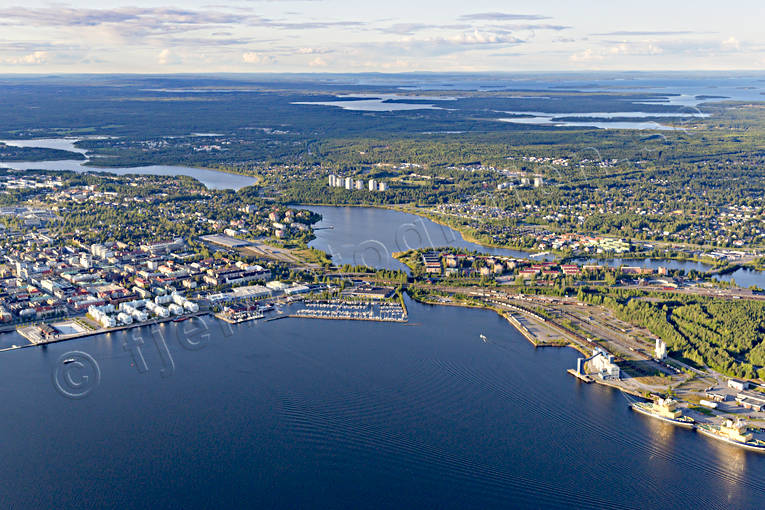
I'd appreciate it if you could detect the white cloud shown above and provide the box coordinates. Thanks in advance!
[242,51,274,64]
[569,48,602,62]
[157,49,172,65]
[721,36,740,51]
[297,47,330,55]
[443,29,520,45]
[570,41,663,63]
[0,4,760,72]
[2,51,49,64]
[608,42,663,56]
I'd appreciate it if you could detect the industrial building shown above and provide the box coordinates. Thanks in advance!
[588,348,621,380]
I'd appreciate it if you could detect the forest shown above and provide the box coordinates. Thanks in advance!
[578,288,765,379]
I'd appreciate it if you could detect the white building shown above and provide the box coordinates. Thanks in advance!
[90,243,114,259]
[368,179,377,191]
[266,281,289,292]
[591,348,620,380]
[729,379,749,392]
[117,312,133,325]
[285,284,311,295]
[79,253,93,268]
[344,177,353,190]
[655,339,667,360]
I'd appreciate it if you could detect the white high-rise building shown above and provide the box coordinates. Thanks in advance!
[344,177,353,190]
[368,179,377,191]
[378,182,387,192]
[355,179,364,190]
[533,177,544,188]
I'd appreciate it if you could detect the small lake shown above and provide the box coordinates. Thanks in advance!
[304,205,553,271]
[497,110,707,130]
[714,267,765,289]
[293,94,454,112]
[0,138,256,190]
[577,257,765,288]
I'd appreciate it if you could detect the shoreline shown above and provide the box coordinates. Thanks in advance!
[296,202,763,275]
[5,289,762,452]
[6,311,209,352]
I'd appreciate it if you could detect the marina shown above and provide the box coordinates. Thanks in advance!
[215,304,267,324]
[291,300,408,323]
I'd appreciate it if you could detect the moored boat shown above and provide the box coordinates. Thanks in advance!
[630,397,695,429]
[697,419,765,452]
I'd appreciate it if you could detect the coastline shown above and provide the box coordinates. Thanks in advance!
[5,286,760,452]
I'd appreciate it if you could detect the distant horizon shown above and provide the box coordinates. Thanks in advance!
[0,1,762,73]
[1,69,765,76]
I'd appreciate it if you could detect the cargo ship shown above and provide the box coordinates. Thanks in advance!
[697,419,765,452]
[630,397,696,429]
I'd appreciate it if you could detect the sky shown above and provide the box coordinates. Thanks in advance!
[0,0,763,73]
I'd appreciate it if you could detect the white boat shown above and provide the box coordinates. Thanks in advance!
[697,419,765,452]
[627,396,695,429]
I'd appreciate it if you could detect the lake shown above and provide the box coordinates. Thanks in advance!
[304,205,554,271]
[498,109,708,130]
[0,138,256,190]
[293,93,457,111]
[306,206,765,288]
[715,267,765,289]
[576,257,765,288]
[2,298,764,509]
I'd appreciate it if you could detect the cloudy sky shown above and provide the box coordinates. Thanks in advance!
[0,0,763,73]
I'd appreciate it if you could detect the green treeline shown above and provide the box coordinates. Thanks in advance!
[579,288,765,379]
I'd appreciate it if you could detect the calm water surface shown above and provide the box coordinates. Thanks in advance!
[0,138,256,190]
[307,206,765,288]
[714,267,765,289]
[1,299,764,509]
[305,205,553,271]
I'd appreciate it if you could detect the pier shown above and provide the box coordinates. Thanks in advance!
[567,369,593,383]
